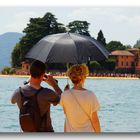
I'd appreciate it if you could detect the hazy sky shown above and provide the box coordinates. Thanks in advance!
[0,6,140,46]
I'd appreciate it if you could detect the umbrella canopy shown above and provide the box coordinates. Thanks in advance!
[26,32,109,64]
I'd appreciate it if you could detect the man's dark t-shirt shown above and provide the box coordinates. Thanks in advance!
[11,85,60,132]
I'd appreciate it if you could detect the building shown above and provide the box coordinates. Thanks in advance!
[110,48,140,74]
[128,48,140,74]
[15,60,30,75]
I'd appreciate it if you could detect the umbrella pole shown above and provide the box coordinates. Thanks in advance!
[66,63,69,84]
[63,63,70,91]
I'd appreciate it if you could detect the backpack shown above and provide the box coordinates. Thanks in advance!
[19,87,43,132]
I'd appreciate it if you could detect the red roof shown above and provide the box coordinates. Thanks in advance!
[128,48,140,51]
[110,50,134,56]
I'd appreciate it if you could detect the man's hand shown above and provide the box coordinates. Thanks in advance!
[44,74,62,96]
[43,74,57,88]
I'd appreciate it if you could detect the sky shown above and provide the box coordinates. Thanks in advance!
[0,2,140,46]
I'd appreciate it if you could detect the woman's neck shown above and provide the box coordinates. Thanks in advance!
[73,83,84,90]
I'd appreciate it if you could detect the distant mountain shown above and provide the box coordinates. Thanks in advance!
[0,32,23,70]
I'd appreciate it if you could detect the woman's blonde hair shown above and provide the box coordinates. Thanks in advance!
[67,64,89,84]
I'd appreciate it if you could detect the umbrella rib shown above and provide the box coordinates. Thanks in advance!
[46,33,71,62]
[68,33,79,63]
[85,35,109,59]
[28,33,68,62]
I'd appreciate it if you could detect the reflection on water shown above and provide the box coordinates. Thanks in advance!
[0,76,140,132]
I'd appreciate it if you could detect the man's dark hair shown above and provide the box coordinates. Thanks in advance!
[30,60,46,78]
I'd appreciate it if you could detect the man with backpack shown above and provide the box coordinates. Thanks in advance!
[11,60,62,132]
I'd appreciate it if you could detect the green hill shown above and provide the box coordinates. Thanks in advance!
[0,32,23,70]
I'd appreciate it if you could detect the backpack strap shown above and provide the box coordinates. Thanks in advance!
[19,87,24,98]
[19,86,43,98]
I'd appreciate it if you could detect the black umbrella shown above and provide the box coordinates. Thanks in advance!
[26,32,109,64]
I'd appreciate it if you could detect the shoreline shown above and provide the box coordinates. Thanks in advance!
[0,74,139,80]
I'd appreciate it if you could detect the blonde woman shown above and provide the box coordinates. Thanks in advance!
[60,64,101,132]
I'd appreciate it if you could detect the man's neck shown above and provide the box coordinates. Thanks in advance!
[28,78,41,90]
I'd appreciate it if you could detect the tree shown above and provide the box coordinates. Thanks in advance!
[124,44,132,50]
[1,67,14,74]
[100,58,116,71]
[67,20,91,36]
[11,43,21,67]
[97,30,106,46]
[89,61,101,72]
[11,12,66,67]
[134,39,140,48]
[106,41,126,52]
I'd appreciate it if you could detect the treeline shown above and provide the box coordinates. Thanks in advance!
[10,12,140,72]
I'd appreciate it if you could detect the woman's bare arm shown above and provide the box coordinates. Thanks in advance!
[92,111,101,132]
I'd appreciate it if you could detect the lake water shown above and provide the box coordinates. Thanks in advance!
[0,76,140,132]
